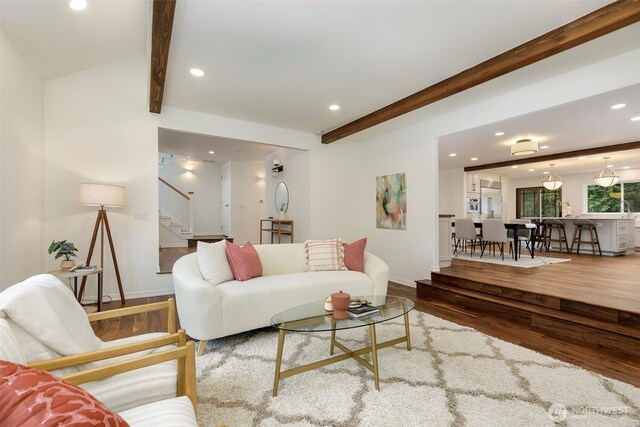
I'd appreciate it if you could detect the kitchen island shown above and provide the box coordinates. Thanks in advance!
[526,215,636,256]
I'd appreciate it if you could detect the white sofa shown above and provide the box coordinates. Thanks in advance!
[173,243,389,353]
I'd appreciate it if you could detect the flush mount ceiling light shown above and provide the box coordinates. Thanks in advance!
[594,157,619,187]
[510,138,538,156]
[190,68,204,77]
[542,163,563,190]
[69,0,87,10]
[610,103,626,109]
[329,104,340,111]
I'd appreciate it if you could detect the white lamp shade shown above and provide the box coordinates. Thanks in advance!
[594,174,619,188]
[510,139,538,156]
[542,179,562,190]
[79,183,125,207]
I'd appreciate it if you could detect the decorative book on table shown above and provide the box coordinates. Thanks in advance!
[75,265,98,272]
[347,304,380,318]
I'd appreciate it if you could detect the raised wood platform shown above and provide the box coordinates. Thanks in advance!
[417,253,640,360]
[187,235,232,247]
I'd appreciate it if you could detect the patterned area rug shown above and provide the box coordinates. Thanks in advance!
[195,311,639,426]
[453,252,570,268]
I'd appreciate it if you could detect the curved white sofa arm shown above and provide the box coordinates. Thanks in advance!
[172,254,223,341]
[364,252,389,296]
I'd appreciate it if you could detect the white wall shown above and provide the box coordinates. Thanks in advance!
[507,167,640,218]
[37,43,640,298]
[0,31,45,290]
[264,148,311,243]
[438,167,465,218]
[228,160,266,244]
[43,54,318,299]
[158,160,222,235]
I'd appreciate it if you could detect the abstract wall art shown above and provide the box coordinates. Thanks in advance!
[376,173,406,230]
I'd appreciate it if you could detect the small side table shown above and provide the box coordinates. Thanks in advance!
[48,268,104,312]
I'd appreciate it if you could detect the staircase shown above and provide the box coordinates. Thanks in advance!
[158,177,193,241]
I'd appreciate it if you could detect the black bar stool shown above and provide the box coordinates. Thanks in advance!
[540,219,570,253]
[570,219,602,255]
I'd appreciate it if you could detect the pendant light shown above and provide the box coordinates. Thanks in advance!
[542,164,562,190]
[594,157,619,187]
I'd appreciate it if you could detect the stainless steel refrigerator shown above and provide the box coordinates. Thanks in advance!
[480,179,502,219]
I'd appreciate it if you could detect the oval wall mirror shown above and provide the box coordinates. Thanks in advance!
[275,182,289,213]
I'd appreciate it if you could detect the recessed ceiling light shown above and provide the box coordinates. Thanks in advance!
[540,145,550,149]
[610,103,626,110]
[69,0,87,10]
[449,153,456,157]
[329,104,340,111]
[631,115,640,122]
[543,171,549,175]
[190,68,204,77]
[578,156,587,160]
[622,166,630,169]
[512,166,518,169]
[528,169,535,172]
[314,130,323,135]
[471,157,478,161]
[494,132,505,136]
[208,151,214,154]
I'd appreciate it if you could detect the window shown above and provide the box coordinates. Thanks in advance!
[587,181,640,213]
[516,187,562,218]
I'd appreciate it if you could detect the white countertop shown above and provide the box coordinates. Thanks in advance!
[526,215,636,221]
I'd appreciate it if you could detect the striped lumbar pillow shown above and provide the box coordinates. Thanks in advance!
[305,239,347,272]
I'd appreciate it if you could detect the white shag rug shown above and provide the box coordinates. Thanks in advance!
[453,252,570,268]
[195,311,639,426]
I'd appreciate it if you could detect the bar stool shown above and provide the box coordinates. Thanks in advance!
[540,219,570,253]
[570,219,602,255]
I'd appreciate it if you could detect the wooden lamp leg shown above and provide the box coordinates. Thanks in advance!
[79,208,126,306]
[78,210,103,303]
[102,211,125,304]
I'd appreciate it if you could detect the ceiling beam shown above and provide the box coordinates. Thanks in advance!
[322,0,640,144]
[463,141,640,172]
[149,0,177,114]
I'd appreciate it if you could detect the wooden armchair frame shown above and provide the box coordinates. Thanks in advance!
[28,298,197,412]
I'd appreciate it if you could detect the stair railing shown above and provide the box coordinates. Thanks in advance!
[158,177,193,233]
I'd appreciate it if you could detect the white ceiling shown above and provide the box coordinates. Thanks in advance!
[162,0,612,134]
[0,0,146,80]
[438,84,640,178]
[158,128,282,164]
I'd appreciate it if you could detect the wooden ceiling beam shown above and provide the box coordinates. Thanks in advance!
[149,0,177,114]
[463,141,640,172]
[322,0,640,144]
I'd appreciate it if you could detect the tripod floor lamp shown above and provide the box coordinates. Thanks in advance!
[78,183,126,305]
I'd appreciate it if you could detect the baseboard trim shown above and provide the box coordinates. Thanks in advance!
[83,287,175,301]
[389,276,416,288]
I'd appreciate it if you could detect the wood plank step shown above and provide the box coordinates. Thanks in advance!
[420,280,640,339]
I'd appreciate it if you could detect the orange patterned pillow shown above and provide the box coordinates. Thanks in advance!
[0,360,129,426]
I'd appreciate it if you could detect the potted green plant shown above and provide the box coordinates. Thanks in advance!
[48,240,79,270]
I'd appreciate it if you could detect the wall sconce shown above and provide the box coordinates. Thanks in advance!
[184,168,193,175]
[256,176,265,182]
[272,158,284,177]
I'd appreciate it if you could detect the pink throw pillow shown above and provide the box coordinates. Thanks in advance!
[344,238,367,272]
[0,360,129,426]
[226,241,263,281]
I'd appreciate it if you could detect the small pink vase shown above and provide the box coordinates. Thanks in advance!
[331,291,350,320]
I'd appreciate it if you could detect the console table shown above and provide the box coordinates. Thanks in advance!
[260,219,294,244]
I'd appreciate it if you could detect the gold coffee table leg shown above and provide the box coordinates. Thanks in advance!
[330,318,336,355]
[369,324,380,391]
[404,312,412,351]
[273,329,286,397]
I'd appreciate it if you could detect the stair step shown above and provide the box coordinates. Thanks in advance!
[423,280,639,339]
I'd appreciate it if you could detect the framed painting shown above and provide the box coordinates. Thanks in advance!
[376,173,406,230]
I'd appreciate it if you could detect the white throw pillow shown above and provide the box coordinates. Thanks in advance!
[197,240,234,285]
[305,239,347,272]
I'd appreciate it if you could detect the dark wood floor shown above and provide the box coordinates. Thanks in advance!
[91,282,640,387]
[439,252,640,314]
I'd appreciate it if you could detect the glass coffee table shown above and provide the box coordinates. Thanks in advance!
[270,295,414,396]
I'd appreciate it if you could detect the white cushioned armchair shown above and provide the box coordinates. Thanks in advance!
[173,243,389,355]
